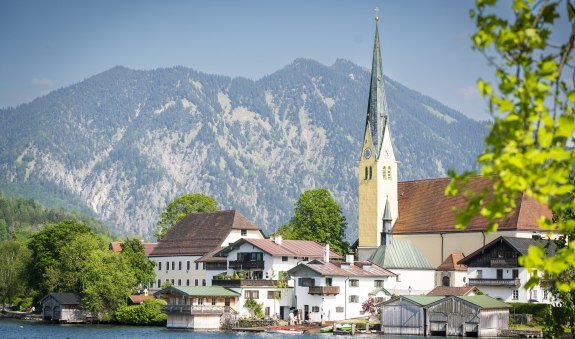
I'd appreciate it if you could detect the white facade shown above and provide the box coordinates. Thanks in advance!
[467,267,550,304]
[435,270,468,288]
[384,268,435,296]
[150,228,263,291]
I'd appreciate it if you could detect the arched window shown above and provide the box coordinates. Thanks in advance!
[369,166,373,179]
[365,167,368,180]
[442,276,450,287]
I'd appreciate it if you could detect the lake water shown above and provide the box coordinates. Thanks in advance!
[1,318,414,338]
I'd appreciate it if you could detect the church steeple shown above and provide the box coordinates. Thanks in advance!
[365,15,390,158]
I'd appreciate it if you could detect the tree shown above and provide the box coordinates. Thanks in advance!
[120,239,156,289]
[154,193,219,239]
[0,240,30,305]
[446,2,575,334]
[277,188,349,254]
[244,298,264,318]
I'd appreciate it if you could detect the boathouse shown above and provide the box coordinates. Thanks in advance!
[40,292,99,323]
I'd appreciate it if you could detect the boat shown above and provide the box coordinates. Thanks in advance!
[264,326,306,334]
[320,325,333,333]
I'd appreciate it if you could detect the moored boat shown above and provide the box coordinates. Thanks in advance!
[264,326,306,334]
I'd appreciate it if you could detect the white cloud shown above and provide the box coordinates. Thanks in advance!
[31,78,54,87]
[457,85,480,100]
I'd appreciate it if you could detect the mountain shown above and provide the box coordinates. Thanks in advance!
[0,59,486,239]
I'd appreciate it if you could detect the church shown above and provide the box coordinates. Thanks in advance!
[353,16,551,269]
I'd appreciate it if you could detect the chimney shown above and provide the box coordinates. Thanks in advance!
[275,235,283,246]
[323,244,330,262]
[346,254,354,265]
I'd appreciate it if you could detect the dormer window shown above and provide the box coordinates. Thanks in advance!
[241,229,247,236]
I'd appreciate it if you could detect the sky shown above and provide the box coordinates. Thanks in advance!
[0,0,571,121]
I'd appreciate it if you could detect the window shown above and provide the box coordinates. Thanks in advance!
[171,279,174,285]
[512,269,519,279]
[530,289,538,301]
[312,306,320,312]
[171,261,175,270]
[158,262,162,270]
[157,279,161,287]
[195,279,198,286]
[298,278,315,287]
[267,291,281,299]
[282,256,288,262]
[195,262,199,270]
[186,261,190,270]
[265,307,270,317]
[186,279,190,286]
[349,279,359,287]
[336,306,344,313]
[203,263,206,270]
[512,290,519,300]
[476,270,483,279]
[225,298,231,306]
[369,166,372,179]
[374,280,383,288]
[212,297,217,306]
[364,167,368,180]
[442,276,450,287]
[396,274,401,282]
[326,277,333,286]
[496,269,503,279]
[177,279,181,286]
[245,290,259,299]
[387,166,391,180]
[543,290,548,300]
[178,261,182,270]
[166,261,169,271]
[302,257,309,261]
[197,298,204,305]
[349,295,359,303]
[202,279,206,286]
[150,281,154,288]
[241,229,247,236]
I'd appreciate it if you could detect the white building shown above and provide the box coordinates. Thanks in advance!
[288,255,396,322]
[459,236,555,303]
[435,252,468,288]
[202,236,341,320]
[148,210,264,291]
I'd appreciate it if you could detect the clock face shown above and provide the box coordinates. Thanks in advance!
[364,148,372,159]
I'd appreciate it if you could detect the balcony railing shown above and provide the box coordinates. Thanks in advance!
[228,260,264,270]
[212,279,278,287]
[162,305,236,314]
[205,262,228,271]
[308,286,340,295]
[469,278,520,287]
[490,258,518,267]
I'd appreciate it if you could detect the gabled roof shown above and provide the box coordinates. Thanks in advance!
[196,247,226,263]
[129,294,156,304]
[154,286,240,298]
[214,238,342,260]
[368,240,434,270]
[40,292,81,305]
[382,295,444,307]
[458,295,510,309]
[109,241,157,256]
[288,259,396,278]
[437,252,467,271]
[427,286,479,297]
[459,236,557,266]
[150,210,260,257]
[393,177,552,234]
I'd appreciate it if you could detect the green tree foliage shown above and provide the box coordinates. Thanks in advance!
[0,240,30,305]
[114,299,167,325]
[277,188,349,254]
[244,298,264,318]
[447,0,575,291]
[120,239,156,288]
[154,193,219,240]
[27,220,93,299]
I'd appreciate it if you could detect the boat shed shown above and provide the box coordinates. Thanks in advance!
[380,296,443,335]
[40,292,99,323]
[427,295,510,337]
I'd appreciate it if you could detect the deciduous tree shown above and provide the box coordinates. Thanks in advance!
[154,193,219,239]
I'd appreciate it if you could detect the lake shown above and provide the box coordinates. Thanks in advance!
[0,318,403,338]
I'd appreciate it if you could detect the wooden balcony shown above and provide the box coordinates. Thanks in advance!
[490,258,518,267]
[162,305,235,315]
[205,262,227,271]
[308,286,340,296]
[228,260,264,270]
[469,278,520,287]
[212,279,278,287]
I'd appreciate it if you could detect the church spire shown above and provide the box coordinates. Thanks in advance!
[365,13,390,157]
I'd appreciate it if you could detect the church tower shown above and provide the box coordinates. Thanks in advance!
[357,14,398,259]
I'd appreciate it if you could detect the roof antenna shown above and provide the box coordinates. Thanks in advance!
[375,6,380,22]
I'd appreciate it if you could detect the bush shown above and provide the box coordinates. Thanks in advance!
[243,299,264,318]
[114,299,167,325]
[509,303,550,324]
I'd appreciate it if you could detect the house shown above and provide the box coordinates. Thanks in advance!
[288,255,396,323]
[148,210,264,290]
[203,236,341,320]
[367,239,435,295]
[40,292,99,323]
[353,17,552,270]
[435,252,468,287]
[458,236,556,303]
[154,285,240,330]
[427,286,480,297]
[426,295,510,337]
[380,296,444,335]
[109,241,157,256]
[128,290,156,305]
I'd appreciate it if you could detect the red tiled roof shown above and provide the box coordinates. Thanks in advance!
[109,242,158,256]
[129,294,156,304]
[293,260,396,277]
[196,247,226,263]
[437,252,467,271]
[150,210,259,257]
[393,177,552,234]
[213,238,342,260]
[427,286,479,296]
